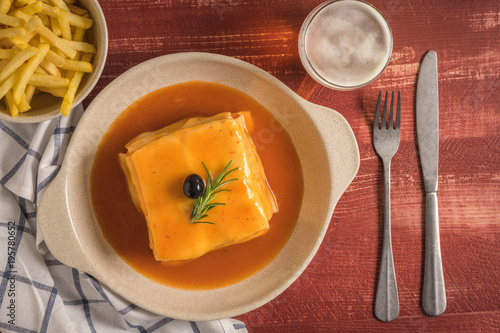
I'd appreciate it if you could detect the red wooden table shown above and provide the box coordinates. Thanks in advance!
[88,1,500,331]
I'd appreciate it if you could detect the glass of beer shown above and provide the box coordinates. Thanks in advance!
[298,0,393,90]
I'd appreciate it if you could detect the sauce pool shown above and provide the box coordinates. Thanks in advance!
[91,81,303,290]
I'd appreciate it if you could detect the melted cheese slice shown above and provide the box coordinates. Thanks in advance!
[119,112,278,262]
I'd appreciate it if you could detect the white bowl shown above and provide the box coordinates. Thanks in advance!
[0,0,108,123]
[38,52,359,320]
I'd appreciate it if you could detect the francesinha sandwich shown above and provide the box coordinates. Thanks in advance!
[119,112,278,262]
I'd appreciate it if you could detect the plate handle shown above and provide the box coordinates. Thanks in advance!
[301,101,360,191]
[38,172,92,273]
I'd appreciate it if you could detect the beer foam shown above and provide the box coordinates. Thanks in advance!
[303,1,392,88]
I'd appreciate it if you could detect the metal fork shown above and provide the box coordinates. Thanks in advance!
[373,90,401,322]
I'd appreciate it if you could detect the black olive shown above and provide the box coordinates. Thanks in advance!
[183,174,205,199]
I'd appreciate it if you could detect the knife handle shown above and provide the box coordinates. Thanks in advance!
[422,192,446,316]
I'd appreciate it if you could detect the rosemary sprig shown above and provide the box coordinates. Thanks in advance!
[190,160,238,224]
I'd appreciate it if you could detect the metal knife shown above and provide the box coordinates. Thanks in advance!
[416,50,446,316]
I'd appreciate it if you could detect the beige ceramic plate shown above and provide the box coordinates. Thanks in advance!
[38,52,359,321]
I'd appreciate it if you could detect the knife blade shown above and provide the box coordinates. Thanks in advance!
[416,50,446,316]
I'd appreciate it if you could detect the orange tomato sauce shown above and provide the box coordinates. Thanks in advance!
[91,81,303,290]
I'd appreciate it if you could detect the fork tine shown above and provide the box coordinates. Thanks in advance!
[389,91,395,129]
[374,90,382,130]
[396,90,401,130]
[381,90,389,129]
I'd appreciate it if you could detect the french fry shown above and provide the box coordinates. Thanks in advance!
[13,0,31,7]
[54,6,71,40]
[36,86,66,98]
[68,4,87,16]
[0,27,26,39]
[45,48,66,67]
[65,39,96,53]
[61,52,92,116]
[19,1,44,16]
[0,71,17,100]
[37,12,51,27]
[70,26,85,62]
[61,58,93,73]
[52,46,66,59]
[10,37,30,49]
[34,66,47,75]
[0,46,38,82]
[18,91,31,112]
[12,9,30,21]
[0,59,7,73]
[25,83,35,103]
[5,90,19,116]
[0,49,18,59]
[39,58,61,76]
[28,73,69,87]
[72,26,85,42]
[0,13,24,26]
[51,0,71,12]
[50,15,62,36]
[0,0,11,15]
[12,43,49,104]
[66,11,93,29]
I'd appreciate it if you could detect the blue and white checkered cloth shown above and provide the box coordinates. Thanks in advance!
[0,105,247,333]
